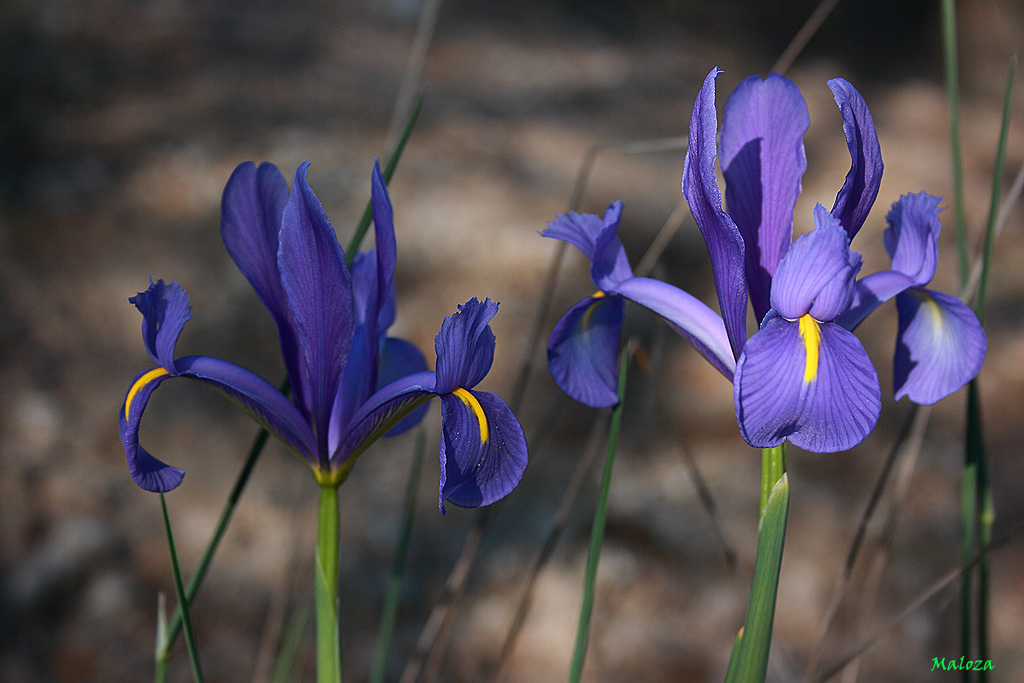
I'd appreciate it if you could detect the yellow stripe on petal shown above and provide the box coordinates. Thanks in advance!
[799,314,821,384]
[580,291,606,330]
[125,367,170,420]
[452,387,489,444]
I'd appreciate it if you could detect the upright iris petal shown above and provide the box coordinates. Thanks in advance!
[682,67,749,358]
[829,78,883,240]
[719,72,810,320]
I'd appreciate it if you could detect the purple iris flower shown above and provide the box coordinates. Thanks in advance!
[120,161,527,512]
[546,67,985,453]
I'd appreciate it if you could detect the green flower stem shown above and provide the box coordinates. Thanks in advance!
[568,345,630,683]
[370,426,427,683]
[159,492,204,683]
[725,445,789,683]
[316,483,343,683]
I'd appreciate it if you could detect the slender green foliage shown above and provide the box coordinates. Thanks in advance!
[159,493,204,683]
[726,446,789,683]
[568,345,631,683]
[269,600,313,683]
[370,427,428,683]
[942,0,970,286]
[974,56,1017,321]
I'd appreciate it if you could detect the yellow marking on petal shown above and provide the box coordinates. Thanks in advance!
[580,291,607,330]
[125,367,171,420]
[799,314,821,384]
[452,387,489,444]
[916,290,944,327]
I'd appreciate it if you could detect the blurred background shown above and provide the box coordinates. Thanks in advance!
[2,0,1022,681]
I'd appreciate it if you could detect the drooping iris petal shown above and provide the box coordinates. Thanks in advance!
[612,276,735,378]
[734,314,880,452]
[829,78,883,240]
[438,389,528,513]
[130,279,192,372]
[770,205,860,321]
[120,355,317,491]
[720,73,810,320]
[434,298,497,395]
[378,336,430,436]
[547,293,625,408]
[682,67,749,359]
[175,355,318,458]
[278,161,354,462]
[894,289,986,404]
[120,370,184,492]
[884,192,942,286]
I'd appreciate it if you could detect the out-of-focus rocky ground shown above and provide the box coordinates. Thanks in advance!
[2,1,1022,681]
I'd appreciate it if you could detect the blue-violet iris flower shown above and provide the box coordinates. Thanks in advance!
[545,67,985,453]
[121,161,528,512]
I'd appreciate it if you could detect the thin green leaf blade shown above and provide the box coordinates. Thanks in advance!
[731,473,790,683]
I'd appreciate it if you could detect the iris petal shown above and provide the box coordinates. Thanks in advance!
[438,390,528,512]
[589,201,633,289]
[828,78,883,240]
[130,279,192,372]
[379,337,430,436]
[542,209,608,260]
[894,289,986,404]
[278,161,354,460]
[682,67,749,359]
[120,369,184,492]
[613,276,735,378]
[119,355,318,491]
[547,294,625,408]
[720,73,810,320]
[735,315,879,452]
[884,192,942,286]
[337,371,437,466]
[770,205,860,321]
[434,298,497,394]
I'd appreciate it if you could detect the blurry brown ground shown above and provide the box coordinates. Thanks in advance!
[2,1,1023,681]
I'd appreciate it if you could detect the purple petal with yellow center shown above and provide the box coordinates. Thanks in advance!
[278,162,354,464]
[829,78,883,240]
[770,205,860,322]
[734,313,880,452]
[547,293,625,408]
[682,67,749,359]
[894,289,986,404]
[438,389,527,513]
[720,73,810,320]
